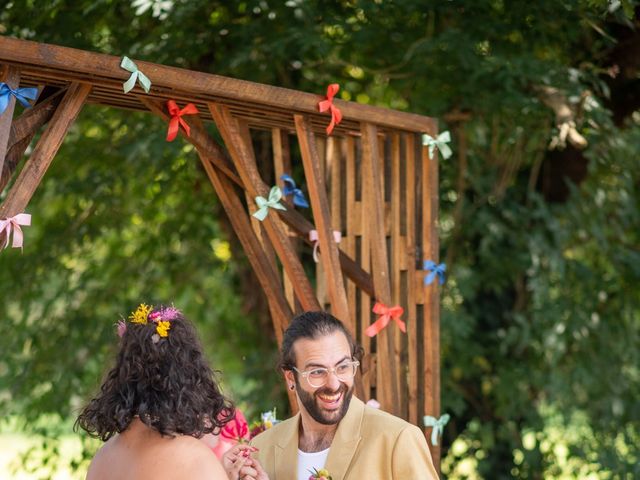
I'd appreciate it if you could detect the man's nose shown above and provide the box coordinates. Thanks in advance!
[325,369,341,390]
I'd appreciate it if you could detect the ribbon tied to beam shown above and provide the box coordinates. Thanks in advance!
[0,213,31,251]
[280,174,309,208]
[423,413,450,446]
[318,83,343,135]
[0,83,38,115]
[422,130,452,160]
[365,302,406,337]
[252,186,287,221]
[423,260,447,285]
[166,100,199,141]
[120,56,152,94]
[309,229,341,263]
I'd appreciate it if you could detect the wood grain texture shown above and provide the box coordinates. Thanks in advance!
[0,66,21,177]
[0,82,91,218]
[294,114,350,325]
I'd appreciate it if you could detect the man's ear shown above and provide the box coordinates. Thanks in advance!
[284,370,295,387]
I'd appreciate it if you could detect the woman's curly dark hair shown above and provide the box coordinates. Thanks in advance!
[75,306,233,441]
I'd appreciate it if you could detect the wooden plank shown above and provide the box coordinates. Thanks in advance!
[294,114,350,325]
[272,128,297,312]
[0,66,21,176]
[209,103,320,312]
[2,88,66,192]
[0,36,437,133]
[404,133,419,426]
[422,132,441,466]
[361,122,400,415]
[0,82,91,218]
[390,132,405,416]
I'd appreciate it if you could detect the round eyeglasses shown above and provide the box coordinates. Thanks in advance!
[293,360,360,388]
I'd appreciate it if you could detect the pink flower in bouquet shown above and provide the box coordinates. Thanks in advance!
[211,409,250,459]
[309,467,333,480]
[220,409,250,442]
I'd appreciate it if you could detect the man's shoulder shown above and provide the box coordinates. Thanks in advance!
[251,415,297,448]
[361,404,415,432]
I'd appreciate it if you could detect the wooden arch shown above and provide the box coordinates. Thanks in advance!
[0,36,442,463]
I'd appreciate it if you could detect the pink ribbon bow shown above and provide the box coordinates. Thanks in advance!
[365,302,406,337]
[318,84,343,135]
[309,229,342,263]
[0,213,31,251]
[166,100,199,141]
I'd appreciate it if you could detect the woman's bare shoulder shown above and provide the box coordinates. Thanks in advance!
[159,435,228,479]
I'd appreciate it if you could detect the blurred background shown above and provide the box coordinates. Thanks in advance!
[0,1,638,478]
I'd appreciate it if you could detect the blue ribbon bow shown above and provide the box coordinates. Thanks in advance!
[253,186,287,221]
[423,260,446,285]
[423,413,450,446]
[0,83,38,115]
[280,174,309,208]
[422,130,452,160]
[120,56,152,94]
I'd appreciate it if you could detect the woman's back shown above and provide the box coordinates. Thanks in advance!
[87,418,227,480]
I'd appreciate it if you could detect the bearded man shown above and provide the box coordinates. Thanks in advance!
[251,311,438,480]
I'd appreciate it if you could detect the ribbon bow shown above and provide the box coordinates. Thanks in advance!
[423,260,447,285]
[280,174,309,208]
[365,302,406,337]
[423,413,450,446]
[309,229,342,263]
[120,56,152,94]
[318,83,343,135]
[0,213,31,251]
[422,131,452,160]
[0,83,38,115]
[253,186,287,221]
[166,100,199,141]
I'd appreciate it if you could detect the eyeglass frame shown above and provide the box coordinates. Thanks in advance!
[292,360,360,388]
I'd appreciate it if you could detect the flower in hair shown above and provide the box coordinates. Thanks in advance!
[156,321,171,338]
[129,303,153,324]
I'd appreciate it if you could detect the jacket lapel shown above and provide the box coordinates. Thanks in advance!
[274,412,301,480]
[324,396,364,480]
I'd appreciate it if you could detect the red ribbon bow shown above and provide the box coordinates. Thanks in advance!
[318,84,343,135]
[166,100,199,142]
[365,302,406,337]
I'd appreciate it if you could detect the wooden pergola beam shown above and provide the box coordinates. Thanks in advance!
[0,36,437,134]
[0,66,21,176]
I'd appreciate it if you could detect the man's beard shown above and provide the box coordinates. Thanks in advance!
[295,377,354,425]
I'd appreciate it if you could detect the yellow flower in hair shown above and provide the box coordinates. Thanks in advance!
[129,303,153,324]
[156,321,171,337]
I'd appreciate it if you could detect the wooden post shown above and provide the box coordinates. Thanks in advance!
[361,122,400,415]
[0,66,22,177]
[294,115,351,326]
[422,131,441,466]
[0,82,91,218]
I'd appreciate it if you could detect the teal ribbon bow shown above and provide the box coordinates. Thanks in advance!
[252,186,286,221]
[423,413,450,446]
[120,56,151,94]
[422,131,452,160]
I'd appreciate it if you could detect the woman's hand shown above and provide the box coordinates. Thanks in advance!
[222,444,268,480]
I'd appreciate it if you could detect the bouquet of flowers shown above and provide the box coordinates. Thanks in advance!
[249,408,279,438]
[208,407,279,459]
[309,468,333,480]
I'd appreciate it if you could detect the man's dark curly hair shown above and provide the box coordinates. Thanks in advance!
[278,310,364,372]
[75,306,233,441]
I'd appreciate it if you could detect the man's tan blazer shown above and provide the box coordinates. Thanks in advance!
[251,397,439,480]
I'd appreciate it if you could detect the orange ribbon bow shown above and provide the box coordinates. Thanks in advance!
[166,100,199,141]
[365,302,406,337]
[318,84,343,135]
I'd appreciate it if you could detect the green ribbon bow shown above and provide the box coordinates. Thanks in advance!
[121,56,151,94]
[422,131,452,160]
[423,413,450,446]
[252,186,286,221]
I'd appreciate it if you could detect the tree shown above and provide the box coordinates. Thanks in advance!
[1,1,638,477]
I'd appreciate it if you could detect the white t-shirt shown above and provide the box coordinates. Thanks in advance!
[297,448,330,480]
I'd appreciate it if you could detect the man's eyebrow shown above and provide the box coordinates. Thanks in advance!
[303,356,350,369]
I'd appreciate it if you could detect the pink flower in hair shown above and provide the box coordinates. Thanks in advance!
[116,320,127,338]
[159,306,181,321]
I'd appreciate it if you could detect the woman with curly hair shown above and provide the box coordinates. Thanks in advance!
[75,304,266,480]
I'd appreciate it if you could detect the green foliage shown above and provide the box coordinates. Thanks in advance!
[1,0,639,478]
